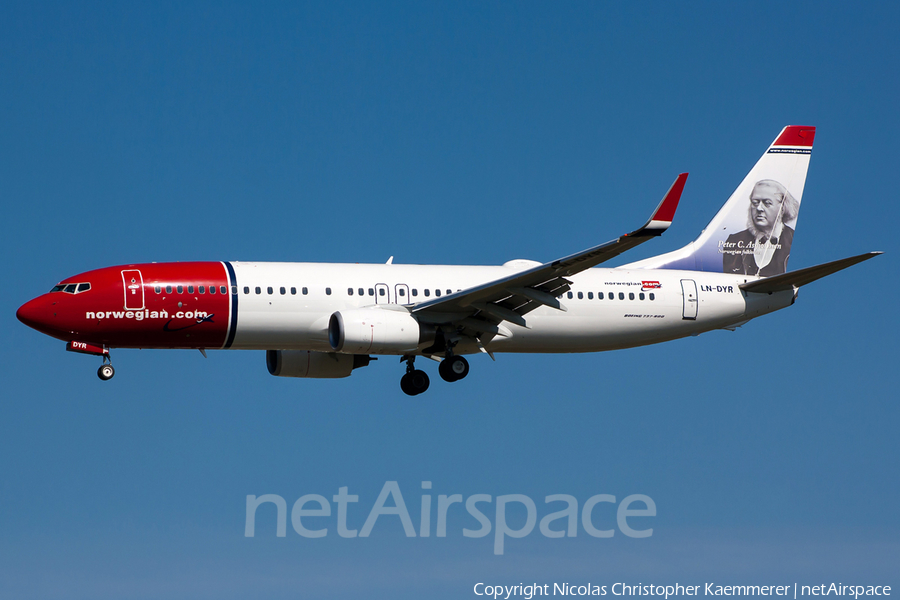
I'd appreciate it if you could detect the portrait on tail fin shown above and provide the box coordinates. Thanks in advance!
[721,179,798,276]
[621,125,814,275]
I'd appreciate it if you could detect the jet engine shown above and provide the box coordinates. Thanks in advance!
[328,307,421,354]
[266,350,371,378]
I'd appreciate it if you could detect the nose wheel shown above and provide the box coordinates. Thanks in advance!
[98,363,115,381]
[97,353,115,381]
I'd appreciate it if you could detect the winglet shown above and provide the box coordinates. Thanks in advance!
[633,173,688,236]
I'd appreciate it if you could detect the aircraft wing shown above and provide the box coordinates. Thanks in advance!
[411,174,687,338]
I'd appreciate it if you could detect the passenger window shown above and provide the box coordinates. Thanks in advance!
[280,287,286,295]
[577,292,583,299]
[629,292,635,300]
[368,288,374,296]
[177,285,183,294]
[598,292,604,299]
[649,293,655,301]
[302,287,308,295]
[639,292,645,300]
[166,285,173,294]
[187,285,193,294]
[255,287,261,295]
[446,289,452,295]
[399,288,405,297]
[224,286,230,295]
[348,288,354,295]
[209,286,216,294]
[618,292,624,300]
[267,287,273,295]
[358,288,364,296]
[588,292,593,299]
[155,286,161,294]
[326,288,332,295]
[567,292,573,299]
[378,288,385,296]
[412,289,418,297]
[199,285,205,294]
[77,283,91,293]
[424,289,430,297]
[291,287,297,295]
[435,289,441,297]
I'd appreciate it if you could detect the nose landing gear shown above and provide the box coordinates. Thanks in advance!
[66,341,115,381]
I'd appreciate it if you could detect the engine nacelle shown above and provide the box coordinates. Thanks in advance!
[329,307,421,354]
[266,350,371,378]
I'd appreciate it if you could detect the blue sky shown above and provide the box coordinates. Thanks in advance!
[1,2,898,598]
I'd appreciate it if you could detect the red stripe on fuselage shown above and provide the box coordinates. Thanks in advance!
[20,262,231,349]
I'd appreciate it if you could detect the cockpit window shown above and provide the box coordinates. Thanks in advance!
[51,282,92,294]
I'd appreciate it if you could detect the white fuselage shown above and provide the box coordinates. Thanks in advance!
[228,261,794,354]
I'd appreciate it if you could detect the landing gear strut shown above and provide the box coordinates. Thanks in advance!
[400,356,429,396]
[97,355,115,381]
[439,355,469,382]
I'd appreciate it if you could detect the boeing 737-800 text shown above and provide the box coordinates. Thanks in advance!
[17,126,880,395]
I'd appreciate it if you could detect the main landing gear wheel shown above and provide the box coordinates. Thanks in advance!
[400,370,430,396]
[98,364,115,381]
[439,355,469,382]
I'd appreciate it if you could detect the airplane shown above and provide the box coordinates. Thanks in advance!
[16,126,881,395]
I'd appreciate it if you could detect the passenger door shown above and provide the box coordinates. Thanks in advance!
[122,269,145,310]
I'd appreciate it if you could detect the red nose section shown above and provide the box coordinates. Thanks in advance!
[16,296,48,331]
[16,295,71,340]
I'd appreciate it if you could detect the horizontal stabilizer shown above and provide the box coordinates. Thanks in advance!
[739,252,882,293]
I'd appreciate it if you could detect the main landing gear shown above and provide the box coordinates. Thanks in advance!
[400,356,430,396]
[439,355,469,382]
[400,353,470,396]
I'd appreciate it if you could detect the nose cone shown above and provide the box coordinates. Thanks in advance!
[17,296,55,334]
